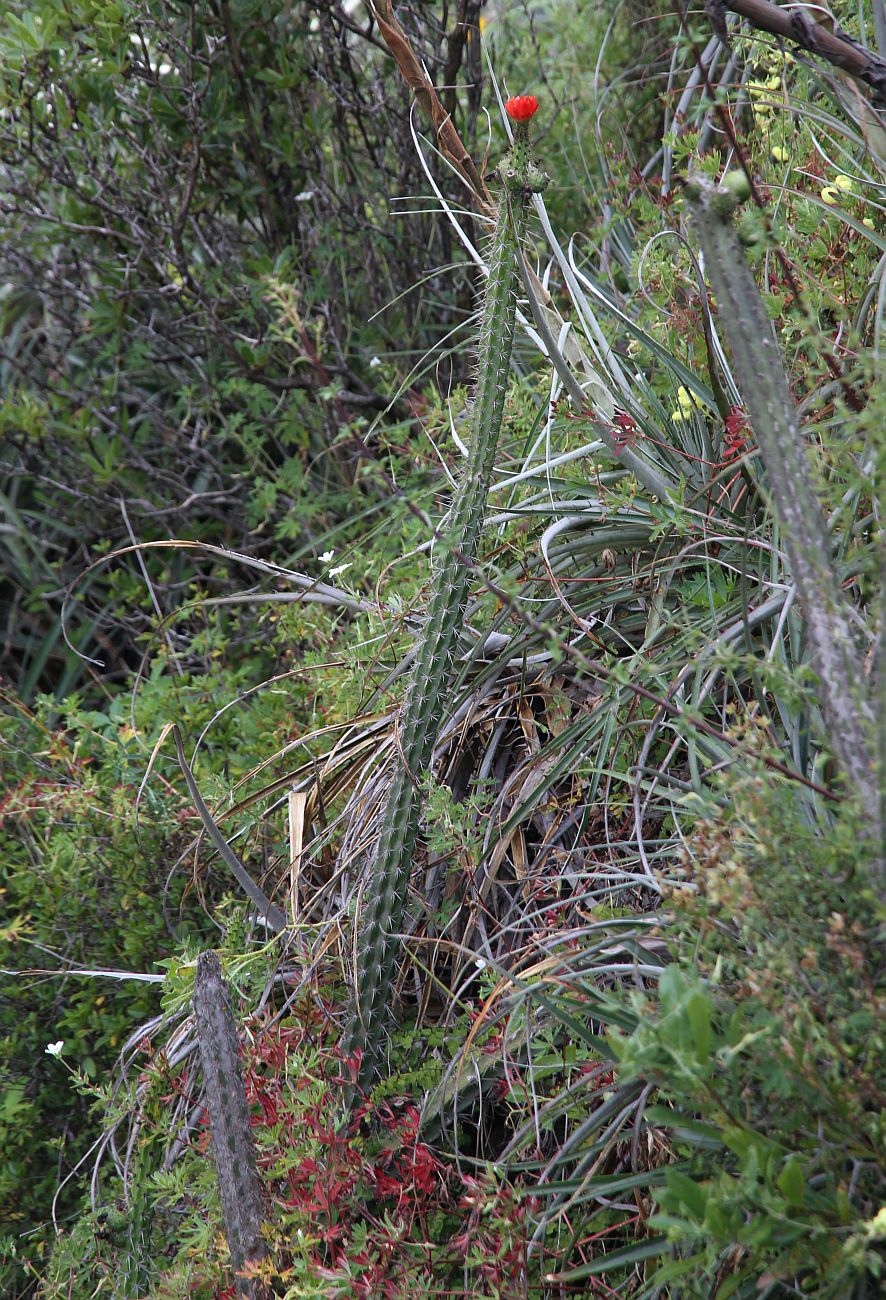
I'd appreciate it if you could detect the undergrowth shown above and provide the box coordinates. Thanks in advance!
[2,1,885,1297]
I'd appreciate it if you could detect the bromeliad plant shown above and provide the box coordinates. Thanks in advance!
[342,96,549,1087]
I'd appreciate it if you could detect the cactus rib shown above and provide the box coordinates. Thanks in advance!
[194,951,267,1298]
[342,112,548,1086]
[688,179,881,868]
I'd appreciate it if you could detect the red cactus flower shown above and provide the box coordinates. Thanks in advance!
[505,95,538,121]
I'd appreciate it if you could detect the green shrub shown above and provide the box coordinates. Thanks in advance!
[0,693,212,1280]
[605,775,885,1297]
[0,0,468,699]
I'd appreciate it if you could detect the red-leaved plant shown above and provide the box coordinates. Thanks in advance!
[194,998,541,1298]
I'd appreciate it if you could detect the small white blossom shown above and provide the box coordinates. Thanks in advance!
[369,356,381,369]
[328,562,352,578]
[318,550,335,564]
[475,958,486,970]
[45,1040,65,1058]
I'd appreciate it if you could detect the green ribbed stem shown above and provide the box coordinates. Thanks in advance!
[343,121,548,1087]
[120,1153,154,1298]
[687,179,881,871]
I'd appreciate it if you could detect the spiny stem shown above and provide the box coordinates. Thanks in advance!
[194,951,267,1298]
[687,178,881,875]
[342,106,548,1089]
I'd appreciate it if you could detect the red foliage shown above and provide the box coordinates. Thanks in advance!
[611,410,640,451]
[723,406,753,462]
[204,1007,462,1293]
[189,997,599,1297]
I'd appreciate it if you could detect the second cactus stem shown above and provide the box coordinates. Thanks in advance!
[194,951,267,1299]
[343,98,548,1089]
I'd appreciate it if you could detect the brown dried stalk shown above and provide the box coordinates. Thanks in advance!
[710,0,886,106]
[365,0,494,217]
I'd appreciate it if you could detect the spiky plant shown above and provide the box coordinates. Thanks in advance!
[194,951,267,1299]
[119,1154,154,1299]
[687,177,882,871]
[342,96,549,1087]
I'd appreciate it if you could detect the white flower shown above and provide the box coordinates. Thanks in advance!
[369,356,381,369]
[45,1040,65,1058]
[475,958,487,970]
[328,562,352,578]
[318,550,335,564]
[864,1206,886,1239]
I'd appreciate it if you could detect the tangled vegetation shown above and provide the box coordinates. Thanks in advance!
[1,1,884,1297]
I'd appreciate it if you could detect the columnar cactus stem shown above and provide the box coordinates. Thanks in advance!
[121,1160,153,1298]
[343,99,548,1087]
[687,178,882,874]
[194,951,267,1298]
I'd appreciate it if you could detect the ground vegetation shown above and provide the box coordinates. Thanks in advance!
[1,2,883,1296]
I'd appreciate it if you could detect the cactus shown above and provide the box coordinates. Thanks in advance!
[194,951,267,1299]
[119,1155,154,1298]
[687,178,881,868]
[341,97,548,1088]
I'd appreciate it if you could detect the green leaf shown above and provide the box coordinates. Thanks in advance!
[663,1167,707,1221]
[777,1155,806,1208]
[644,1110,725,1149]
[522,1167,670,1199]
[547,1236,669,1282]
[687,987,713,1064]
[715,1270,752,1299]
[703,1197,730,1236]
[648,1252,708,1285]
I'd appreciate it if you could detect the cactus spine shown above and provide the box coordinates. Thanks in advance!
[343,102,548,1087]
[194,951,267,1299]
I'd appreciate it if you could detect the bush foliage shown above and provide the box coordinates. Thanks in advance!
[1,1,884,1297]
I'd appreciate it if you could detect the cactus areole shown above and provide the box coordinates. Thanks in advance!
[342,103,548,1091]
